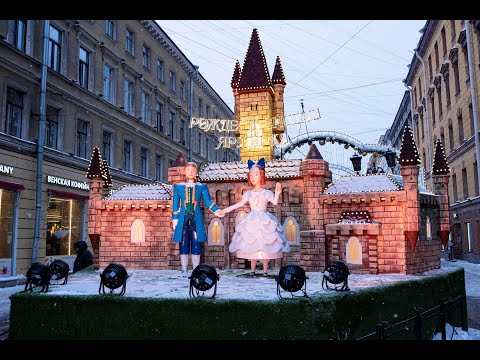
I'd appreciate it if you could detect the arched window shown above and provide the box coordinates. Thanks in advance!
[283,216,299,245]
[426,215,432,240]
[282,187,289,203]
[131,218,145,243]
[216,190,222,206]
[346,237,362,264]
[229,189,236,205]
[208,218,224,246]
[235,211,246,226]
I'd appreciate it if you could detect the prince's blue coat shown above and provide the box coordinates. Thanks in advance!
[172,182,218,243]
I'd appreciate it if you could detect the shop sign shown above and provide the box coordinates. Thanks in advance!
[47,175,90,191]
[0,164,14,175]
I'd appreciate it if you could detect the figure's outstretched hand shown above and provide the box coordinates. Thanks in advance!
[214,209,225,218]
[275,182,282,193]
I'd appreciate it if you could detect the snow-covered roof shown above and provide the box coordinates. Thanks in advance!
[324,174,403,194]
[105,183,172,200]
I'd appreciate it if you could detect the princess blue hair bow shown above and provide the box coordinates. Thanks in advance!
[247,158,265,169]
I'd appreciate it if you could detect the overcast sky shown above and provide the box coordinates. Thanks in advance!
[156,20,426,158]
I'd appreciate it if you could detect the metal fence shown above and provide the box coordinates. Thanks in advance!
[357,295,466,340]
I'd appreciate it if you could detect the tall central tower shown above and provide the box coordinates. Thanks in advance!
[231,29,286,161]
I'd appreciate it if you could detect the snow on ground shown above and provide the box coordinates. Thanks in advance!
[433,323,480,340]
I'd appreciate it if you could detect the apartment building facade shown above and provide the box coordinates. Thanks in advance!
[0,20,238,276]
[404,20,480,263]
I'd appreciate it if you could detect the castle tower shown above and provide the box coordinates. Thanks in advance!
[86,147,104,268]
[399,125,421,252]
[431,140,451,247]
[271,56,286,143]
[232,29,286,161]
[231,60,241,138]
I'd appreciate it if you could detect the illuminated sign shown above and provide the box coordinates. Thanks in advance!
[0,164,14,175]
[47,175,90,190]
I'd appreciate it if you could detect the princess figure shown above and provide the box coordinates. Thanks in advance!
[221,158,290,276]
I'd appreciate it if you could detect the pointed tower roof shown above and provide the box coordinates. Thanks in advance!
[86,147,103,179]
[305,144,323,160]
[432,140,450,175]
[172,152,188,167]
[237,29,272,91]
[271,56,286,85]
[102,160,113,187]
[231,60,241,89]
[399,125,421,166]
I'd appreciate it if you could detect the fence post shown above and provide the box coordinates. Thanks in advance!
[376,322,385,340]
[414,309,422,340]
[439,299,446,341]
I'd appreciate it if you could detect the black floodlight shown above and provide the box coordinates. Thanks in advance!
[275,263,309,299]
[99,263,129,296]
[322,260,350,291]
[189,264,219,299]
[25,263,51,292]
[49,259,70,285]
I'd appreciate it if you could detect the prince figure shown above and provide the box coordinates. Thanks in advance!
[172,162,223,273]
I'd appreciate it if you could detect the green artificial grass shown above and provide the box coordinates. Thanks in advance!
[9,268,467,340]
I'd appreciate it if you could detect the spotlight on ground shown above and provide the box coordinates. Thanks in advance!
[275,263,309,299]
[189,264,219,299]
[99,263,129,296]
[322,260,350,291]
[25,263,51,292]
[49,259,70,285]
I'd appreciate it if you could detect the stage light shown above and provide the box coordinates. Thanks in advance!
[189,264,219,299]
[275,264,309,299]
[322,260,350,291]
[49,259,70,285]
[99,263,129,296]
[24,263,51,292]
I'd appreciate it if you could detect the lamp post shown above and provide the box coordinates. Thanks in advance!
[350,151,397,175]
[350,153,362,175]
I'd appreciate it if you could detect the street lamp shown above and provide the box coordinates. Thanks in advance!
[350,153,362,174]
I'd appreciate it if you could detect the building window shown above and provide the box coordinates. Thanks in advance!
[458,114,464,143]
[180,81,186,101]
[76,119,88,158]
[155,155,163,182]
[156,103,163,132]
[103,64,114,103]
[346,237,362,265]
[45,105,59,149]
[180,120,186,145]
[216,190,223,206]
[131,219,145,243]
[168,159,175,168]
[142,45,150,69]
[283,216,300,245]
[469,103,474,138]
[141,92,150,123]
[426,215,432,240]
[452,173,458,202]
[206,137,210,157]
[441,27,447,56]
[48,24,61,72]
[106,20,115,39]
[467,222,472,252]
[169,71,176,92]
[452,63,460,95]
[206,105,210,119]
[444,74,451,107]
[169,111,175,138]
[79,47,89,89]
[428,55,433,81]
[140,147,148,177]
[124,79,134,116]
[437,85,443,118]
[11,20,27,52]
[5,87,25,138]
[450,20,456,42]
[430,94,435,126]
[198,98,203,117]
[0,188,15,277]
[434,42,439,70]
[102,131,112,165]
[198,132,202,155]
[157,59,164,82]
[46,197,84,256]
[123,140,132,172]
[126,29,134,55]
[448,123,454,151]
[440,128,445,151]
[462,168,468,199]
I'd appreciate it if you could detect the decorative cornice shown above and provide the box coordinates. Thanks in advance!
[449,46,458,64]
[440,60,450,76]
